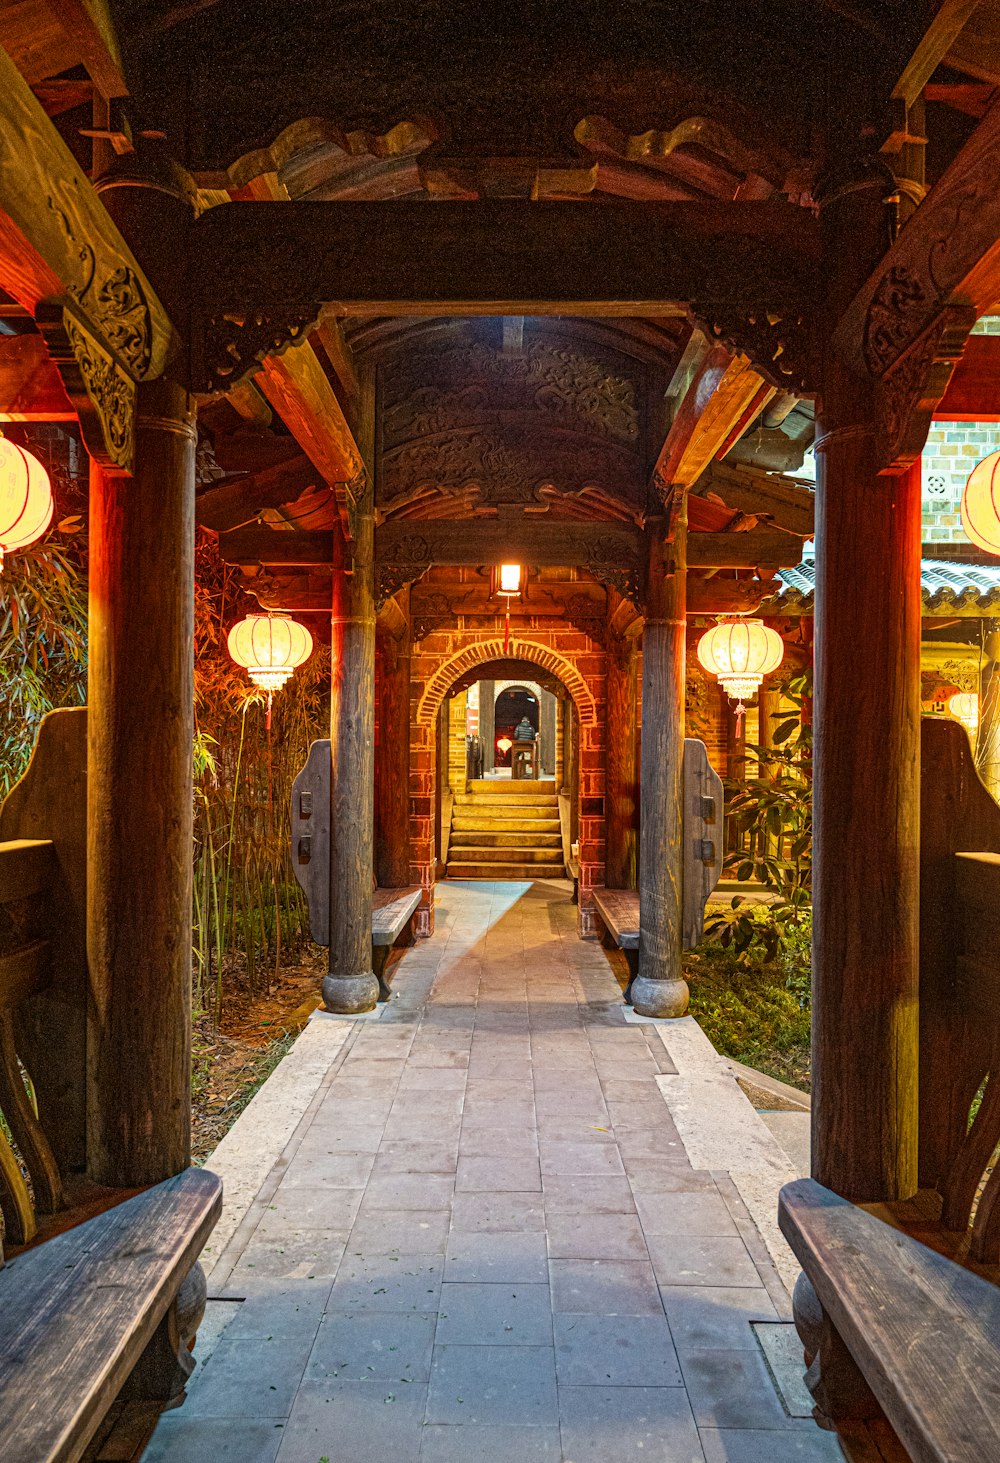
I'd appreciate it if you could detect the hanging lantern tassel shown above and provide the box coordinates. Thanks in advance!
[227,613,314,721]
[504,597,511,654]
[696,617,785,723]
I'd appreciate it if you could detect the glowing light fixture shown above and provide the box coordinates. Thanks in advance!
[0,435,54,567]
[493,563,525,652]
[961,450,1000,555]
[948,691,979,737]
[697,617,784,725]
[227,613,313,724]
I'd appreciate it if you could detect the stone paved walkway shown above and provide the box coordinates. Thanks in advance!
[146,881,842,1463]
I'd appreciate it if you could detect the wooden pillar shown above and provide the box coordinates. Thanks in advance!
[978,626,1000,800]
[479,679,495,775]
[539,688,556,777]
[811,150,921,1203]
[632,508,688,1018]
[324,511,378,1013]
[375,594,411,887]
[606,632,638,889]
[87,378,196,1186]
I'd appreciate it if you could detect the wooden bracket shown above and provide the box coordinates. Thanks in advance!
[874,304,976,473]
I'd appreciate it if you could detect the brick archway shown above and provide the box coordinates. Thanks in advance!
[416,637,597,728]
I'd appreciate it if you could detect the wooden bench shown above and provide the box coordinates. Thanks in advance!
[0,713,223,1460]
[592,888,640,997]
[372,885,422,1000]
[779,1176,1000,1461]
[0,1168,222,1463]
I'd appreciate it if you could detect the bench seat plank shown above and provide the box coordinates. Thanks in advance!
[592,889,640,949]
[779,1177,1000,1463]
[371,886,422,947]
[0,1166,222,1463]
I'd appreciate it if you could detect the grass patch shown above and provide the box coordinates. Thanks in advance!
[684,933,812,1093]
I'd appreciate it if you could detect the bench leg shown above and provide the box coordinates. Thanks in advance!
[793,1275,881,1430]
[373,945,392,1002]
[622,950,639,1004]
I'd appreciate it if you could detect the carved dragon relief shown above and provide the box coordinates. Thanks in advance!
[690,304,816,396]
[35,303,136,470]
[196,306,322,395]
[874,303,976,472]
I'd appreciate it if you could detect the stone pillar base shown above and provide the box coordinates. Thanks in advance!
[629,975,689,1018]
[322,971,379,1013]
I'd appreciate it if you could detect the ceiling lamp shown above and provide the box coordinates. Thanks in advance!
[961,450,1000,555]
[227,613,313,723]
[0,435,54,568]
[492,562,524,652]
[948,691,979,737]
[697,617,784,727]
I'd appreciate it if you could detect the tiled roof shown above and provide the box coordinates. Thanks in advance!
[765,559,1000,614]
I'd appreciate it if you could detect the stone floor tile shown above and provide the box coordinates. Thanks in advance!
[698,1428,845,1461]
[328,1253,444,1312]
[182,1333,312,1418]
[219,1280,332,1340]
[456,1154,542,1191]
[679,1349,817,1430]
[144,1417,285,1463]
[445,1229,549,1283]
[541,1174,637,1214]
[349,1207,452,1254]
[275,1377,427,1463]
[383,1112,464,1143]
[554,1311,682,1386]
[626,1163,720,1193]
[660,1287,778,1350]
[539,1141,626,1177]
[647,1235,763,1289]
[418,1424,563,1460]
[546,1210,648,1260]
[372,1140,461,1174]
[635,1191,740,1237]
[306,1310,437,1382]
[259,1185,363,1234]
[427,1344,559,1426]
[359,1173,455,1211]
[279,1151,375,1189]
[549,1258,663,1316]
[557,1384,705,1463]
[451,1191,546,1232]
[230,1234,347,1284]
[437,1280,553,1345]
[459,1126,539,1156]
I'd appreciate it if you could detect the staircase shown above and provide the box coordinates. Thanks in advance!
[446,780,565,880]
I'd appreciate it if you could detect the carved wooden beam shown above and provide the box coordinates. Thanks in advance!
[834,99,1000,469]
[254,336,365,536]
[687,528,804,569]
[44,0,129,98]
[653,346,774,490]
[195,455,320,533]
[0,334,75,421]
[191,200,819,393]
[0,47,176,469]
[935,333,1000,421]
[695,460,815,537]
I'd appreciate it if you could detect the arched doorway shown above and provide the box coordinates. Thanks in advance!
[410,636,605,936]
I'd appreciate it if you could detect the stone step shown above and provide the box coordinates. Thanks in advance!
[455,830,563,849]
[448,844,563,863]
[451,816,562,834]
[455,794,559,809]
[446,860,566,880]
[469,780,557,792]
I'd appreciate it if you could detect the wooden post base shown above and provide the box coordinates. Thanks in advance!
[629,974,689,1018]
[322,971,379,1013]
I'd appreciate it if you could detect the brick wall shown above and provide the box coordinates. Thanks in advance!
[409,621,606,937]
[922,317,1000,549]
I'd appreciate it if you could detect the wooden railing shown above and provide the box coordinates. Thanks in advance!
[919,716,1000,1269]
[0,708,88,1262]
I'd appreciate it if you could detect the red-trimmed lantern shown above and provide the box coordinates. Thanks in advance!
[0,436,54,567]
[961,450,1000,555]
[227,613,313,694]
[948,691,979,737]
[697,617,784,716]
